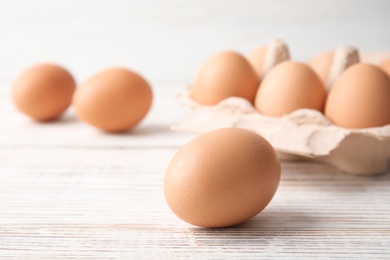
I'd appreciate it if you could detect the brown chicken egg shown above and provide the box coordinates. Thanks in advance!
[309,51,334,83]
[325,63,390,128]
[192,51,259,105]
[255,61,326,117]
[380,58,390,76]
[12,63,76,121]
[247,45,267,79]
[164,128,281,228]
[73,67,153,132]
[247,40,290,80]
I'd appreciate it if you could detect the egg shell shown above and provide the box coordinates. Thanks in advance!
[380,58,390,76]
[164,128,281,228]
[12,64,76,121]
[174,88,390,175]
[255,61,326,117]
[174,53,390,175]
[73,67,153,132]
[309,51,334,84]
[192,51,259,105]
[325,63,390,129]
[247,45,267,79]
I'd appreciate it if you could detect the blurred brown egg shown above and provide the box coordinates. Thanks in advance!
[73,67,153,132]
[325,63,390,128]
[255,61,326,117]
[380,58,390,76]
[12,63,76,121]
[246,45,267,79]
[309,51,334,83]
[192,51,259,105]
[164,128,281,228]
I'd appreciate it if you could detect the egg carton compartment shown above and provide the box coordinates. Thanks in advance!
[173,48,390,176]
[172,88,390,175]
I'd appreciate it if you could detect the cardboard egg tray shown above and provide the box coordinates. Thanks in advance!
[172,51,390,175]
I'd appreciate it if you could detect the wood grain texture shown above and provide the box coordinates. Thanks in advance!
[0,86,196,148]
[0,156,389,259]
[1,82,390,258]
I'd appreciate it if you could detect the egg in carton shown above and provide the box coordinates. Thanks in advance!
[173,40,390,176]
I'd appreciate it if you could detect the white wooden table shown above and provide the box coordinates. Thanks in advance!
[1,1,390,259]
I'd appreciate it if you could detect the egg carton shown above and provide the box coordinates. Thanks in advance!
[172,43,390,175]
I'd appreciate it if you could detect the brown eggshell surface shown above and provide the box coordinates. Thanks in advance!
[192,51,259,105]
[309,51,334,84]
[12,64,76,121]
[380,58,390,76]
[325,63,390,128]
[164,128,281,228]
[255,61,326,117]
[247,45,267,79]
[73,67,153,132]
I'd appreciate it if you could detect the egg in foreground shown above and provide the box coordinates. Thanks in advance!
[12,63,76,121]
[164,128,281,228]
[73,67,153,132]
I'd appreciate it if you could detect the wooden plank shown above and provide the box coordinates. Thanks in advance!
[0,145,389,258]
[0,86,197,148]
[1,80,390,258]
[0,224,389,259]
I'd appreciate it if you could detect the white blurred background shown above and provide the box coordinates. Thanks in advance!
[0,0,389,86]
